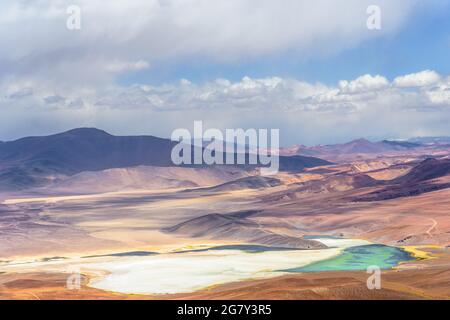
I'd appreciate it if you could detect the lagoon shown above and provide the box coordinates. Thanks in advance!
[284,244,414,273]
[0,238,414,295]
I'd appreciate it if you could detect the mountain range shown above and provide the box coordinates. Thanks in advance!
[280,137,449,161]
[1,128,449,192]
[0,128,330,191]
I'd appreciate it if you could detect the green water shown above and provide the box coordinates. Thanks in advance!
[284,244,415,273]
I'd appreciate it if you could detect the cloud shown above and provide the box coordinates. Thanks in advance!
[0,0,420,88]
[394,70,442,88]
[1,70,449,144]
[43,95,65,105]
[424,79,450,105]
[104,60,150,73]
[0,2,448,144]
[339,74,389,93]
[7,87,33,99]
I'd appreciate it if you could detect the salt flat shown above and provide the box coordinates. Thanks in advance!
[0,238,369,295]
[84,238,370,294]
[87,248,343,294]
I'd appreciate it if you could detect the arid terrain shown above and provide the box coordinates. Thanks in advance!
[1,129,449,299]
[2,246,449,300]
[3,0,450,304]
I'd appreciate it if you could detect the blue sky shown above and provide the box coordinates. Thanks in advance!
[119,1,450,86]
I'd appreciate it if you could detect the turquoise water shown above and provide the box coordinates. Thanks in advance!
[79,242,415,275]
[283,244,415,273]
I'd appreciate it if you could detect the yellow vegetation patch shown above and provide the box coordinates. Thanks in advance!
[401,245,442,260]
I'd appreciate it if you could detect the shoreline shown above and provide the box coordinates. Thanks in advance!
[1,246,449,300]
[0,239,420,297]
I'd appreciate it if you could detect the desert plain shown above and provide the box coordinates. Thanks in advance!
[0,130,449,300]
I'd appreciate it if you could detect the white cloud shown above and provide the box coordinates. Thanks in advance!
[104,60,150,73]
[0,2,448,144]
[424,80,450,105]
[8,87,33,99]
[43,95,65,105]
[1,71,449,144]
[339,74,389,93]
[393,70,442,88]
[0,0,420,87]
[3,71,449,114]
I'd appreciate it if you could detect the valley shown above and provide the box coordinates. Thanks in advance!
[0,129,449,299]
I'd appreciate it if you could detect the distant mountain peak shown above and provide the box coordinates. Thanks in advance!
[347,138,372,144]
[408,136,450,145]
[381,140,421,149]
[58,127,112,138]
[0,128,330,191]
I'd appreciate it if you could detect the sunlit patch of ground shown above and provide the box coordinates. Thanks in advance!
[1,247,448,300]
[0,238,369,295]
[1,155,449,299]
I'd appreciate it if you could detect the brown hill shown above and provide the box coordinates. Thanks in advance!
[392,158,450,184]
[164,210,327,249]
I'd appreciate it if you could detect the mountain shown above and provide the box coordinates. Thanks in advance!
[187,176,282,192]
[392,158,450,185]
[278,155,330,171]
[354,158,450,201]
[408,136,450,145]
[0,128,331,191]
[292,173,380,194]
[338,138,387,154]
[40,166,252,195]
[380,140,421,149]
[0,128,177,175]
[164,210,327,249]
[281,138,426,161]
[0,128,178,190]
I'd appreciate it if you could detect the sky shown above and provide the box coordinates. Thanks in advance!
[1,0,450,145]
